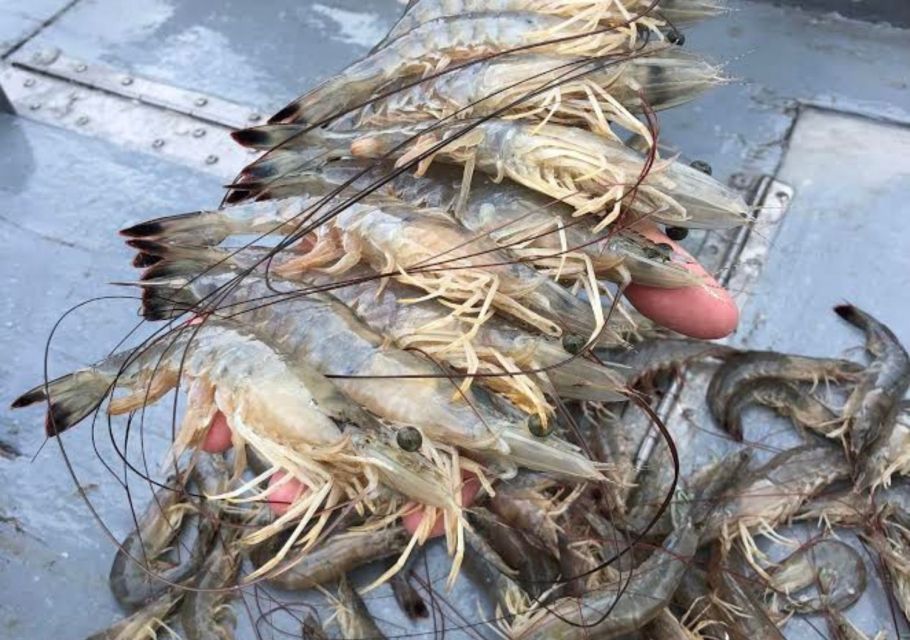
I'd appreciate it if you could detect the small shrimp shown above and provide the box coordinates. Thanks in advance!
[701,444,851,566]
[706,350,862,435]
[333,575,387,639]
[835,304,910,491]
[796,478,910,529]
[862,518,910,625]
[85,590,182,640]
[468,505,562,596]
[250,526,409,590]
[643,608,705,640]
[765,539,866,614]
[721,379,840,442]
[706,545,786,640]
[600,336,735,388]
[463,526,530,620]
[826,607,887,640]
[270,13,655,126]
[488,471,564,552]
[180,530,244,640]
[509,490,700,639]
[108,476,211,608]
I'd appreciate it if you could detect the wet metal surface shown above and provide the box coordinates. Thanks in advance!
[13,0,404,113]
[0,113,222,638]
[1,0,909,638]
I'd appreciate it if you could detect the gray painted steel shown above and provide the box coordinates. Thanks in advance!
[1,1,909,638]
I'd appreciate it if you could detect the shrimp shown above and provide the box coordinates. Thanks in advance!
[275,200,610,341]
[219,159,702,289]
[86,590,182,640]
[269,13,656,126]
[180,529,243,640]
[861,519,910,627]
[344,45,724,141]
[131,263,604,482]
[382,0,726,45]
[462,526,530,620]
[129,240,626,423]
[706,545,787,640]
[250,526,410,590]
[508,490,700,639]
[796,478,910,529]
[14,321,466,574]
[706,350,862,435]
[378,0,671,46]
[243,119,751,228]
[721,379,840,442]
[701,444,851,568]
[489,471,569,553]
[835,304,910,491]
[467,506,561,597]
[826,608,887,640]
[108,468,221,607]
[600,336,735,388]
[644,608,705,640]
[333,576,387,639]
[765,539,866,614]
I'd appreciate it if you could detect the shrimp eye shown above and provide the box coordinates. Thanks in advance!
[563,334,585,355]
[396,427,423,452]
[690,160,713,175]
[665,226,689,241]
[527,415,553,438]
[667,29,686,46]
[656,242,674,255]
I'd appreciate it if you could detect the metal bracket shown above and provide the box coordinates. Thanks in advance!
[0,60,254,179]
[11,48,264,130]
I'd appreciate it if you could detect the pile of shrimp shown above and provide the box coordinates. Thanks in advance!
[14,1,907,639]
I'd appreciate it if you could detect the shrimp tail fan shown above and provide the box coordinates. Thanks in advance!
[11,370,113,437]
[136,258,210,321]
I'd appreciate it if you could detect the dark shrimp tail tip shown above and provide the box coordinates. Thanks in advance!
[268,102,300,124]
[10,385,46,409]
[132,252,163,268]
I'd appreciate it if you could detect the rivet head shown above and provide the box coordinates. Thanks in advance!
[76,116,89,126]
[121,77,134,86]
[152,139,165,149]
[205,154,218,165]
[193,128,206,138]
[194,97,208,107]
[23,78,36,88]
[396,427,423,452]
